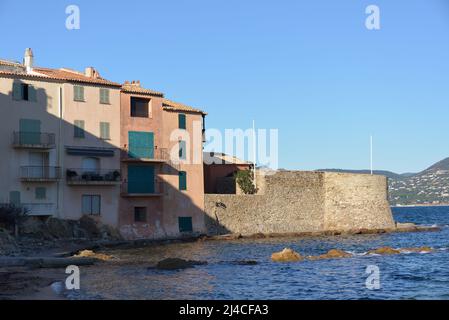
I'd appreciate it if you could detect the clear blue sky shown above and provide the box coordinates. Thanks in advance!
[1,0,449,173]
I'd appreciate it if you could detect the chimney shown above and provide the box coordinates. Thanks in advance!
[85,67,100,78]
[23,48,34,73]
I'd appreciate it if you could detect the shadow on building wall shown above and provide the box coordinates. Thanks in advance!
[0,83,231,238]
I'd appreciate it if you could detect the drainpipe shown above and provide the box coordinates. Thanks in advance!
[56,85,63,218]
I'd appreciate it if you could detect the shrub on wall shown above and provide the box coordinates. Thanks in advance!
[235,170,258,194]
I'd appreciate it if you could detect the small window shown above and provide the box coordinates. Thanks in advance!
[179,140,186,160]
[179,171,187,190]
[100,88,110,104]
[178,114,186,129]
[178,217,193,233]
[74,86,85,102]
[74,120,85,138]
[134,207,147,222]
[82,195,101,215]
[100,122,110,140]
[35,187,46,200]
[12,83,36,102]
[130,97,149,117]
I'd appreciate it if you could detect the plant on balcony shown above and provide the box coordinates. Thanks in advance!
[66,169,78,179]
[234,170,258,195]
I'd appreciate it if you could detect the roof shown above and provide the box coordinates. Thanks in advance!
[163,99,206,115]
[0,58,120,87]
[203,152,253,165]
[121,82,164,97]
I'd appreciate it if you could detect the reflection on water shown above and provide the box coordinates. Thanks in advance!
[69,206,449,300]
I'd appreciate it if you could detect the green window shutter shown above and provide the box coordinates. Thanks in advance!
[100,122,110,140]
[74,120,85,138]
[179,140,186,160]
[179,171,187,190]
[28,85,37,102]
[179,114,186,129]
[9,191,21,206]
[128,131,154,159]
[74,86,84,101]
[178,217,193,232]
[35,187,46,199]
[19,119,41,144]
[127,165,155,194]
[12,83,22,100]
[100,88,110,104]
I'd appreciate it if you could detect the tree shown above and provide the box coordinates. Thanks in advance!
[234,170,258,195]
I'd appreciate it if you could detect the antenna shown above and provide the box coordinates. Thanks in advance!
[370,135,373,175]
[253,120,257,189]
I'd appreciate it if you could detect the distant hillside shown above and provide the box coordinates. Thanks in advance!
[319,157,449,206]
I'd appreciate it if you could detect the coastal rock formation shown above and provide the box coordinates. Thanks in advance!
[271,248,303,262]
[368,247,401,255]
[155,258,207,270]
[308,249,352,260]
[400,246,433,253]
[74,250,114,261]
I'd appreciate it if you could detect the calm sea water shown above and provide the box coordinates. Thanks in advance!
[69,206,449,300]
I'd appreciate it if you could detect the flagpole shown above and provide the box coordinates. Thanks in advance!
[370,135,373,175]
[253,120,257,189]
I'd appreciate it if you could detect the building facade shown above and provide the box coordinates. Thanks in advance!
[1,49,207,240]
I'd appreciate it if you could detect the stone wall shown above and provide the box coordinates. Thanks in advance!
[204,171,395,235]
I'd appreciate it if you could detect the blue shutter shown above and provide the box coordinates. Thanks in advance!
[9,191,21,206]
[179,114,186,129]
[74,120,85,138]
[28,86,37,102]
[179,140,186,160]
[35,187,46,199]
[12,83,22,100]
[127,165,155,194]
[178,217,193,232]
[179,171,187,190]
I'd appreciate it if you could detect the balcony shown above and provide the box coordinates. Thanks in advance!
[122,148,170,163]
[66,169,121,186]
[22,203,57,216]
[12,132,56,149]
[120,181,164,197]
[20,166,61,182]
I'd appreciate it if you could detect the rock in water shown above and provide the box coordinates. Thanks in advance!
[156,258,207,270]
[74,250,113,261]
[271,248,303,262]
[309,249,352,260]
[400,246,433,253]
[368,247,401,255]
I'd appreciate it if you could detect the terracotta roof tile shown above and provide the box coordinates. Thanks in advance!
[121,82,164,97]
[32,67,121,87]
[163,99,206,115]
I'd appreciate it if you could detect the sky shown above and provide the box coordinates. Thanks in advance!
[1,0,449,173]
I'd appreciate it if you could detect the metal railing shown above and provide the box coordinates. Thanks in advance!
[22,203,56,216]
[66,168,121,183]
[13,132,56,148]
[20,166,61,180]
[120,181,164,195]
[124,147,170,161]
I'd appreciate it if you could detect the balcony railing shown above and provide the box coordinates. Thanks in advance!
[122,148,170,162]
[20,166,61,182]
[12,132,56,149]
[66,169,121,185]
[120,181,164,197]
[22,203,56,216]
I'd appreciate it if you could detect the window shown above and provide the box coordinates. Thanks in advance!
[100,88,110,104]
[130,97,149,117]
[74,120,85,138]
[74,86,85,102]
[178,217,193,233]
[82,157,99,173]
[100,122,110,140]
[82,195,101,215]
[178,114,186,129]
[179,171,187,190]
[134,207,147,222]
[179,140,186,160]
[35,187,46,200]
[12,83,36,102]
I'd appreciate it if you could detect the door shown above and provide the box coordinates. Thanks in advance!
[127,165,155,194]
[29,152,48,178]
[9,191,21,206]
[128,131,154,159]
[19,119,41,145]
